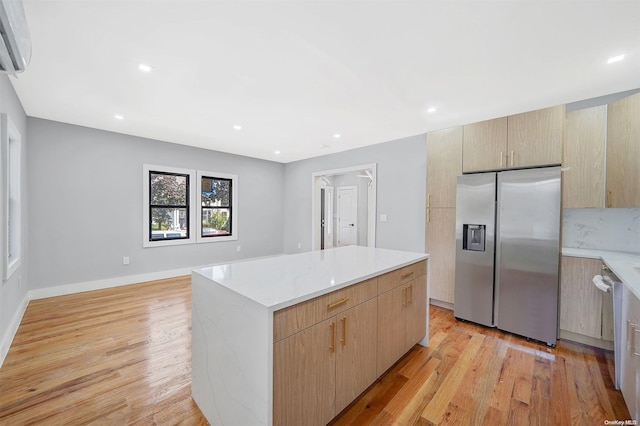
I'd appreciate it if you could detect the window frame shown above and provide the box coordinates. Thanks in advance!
[2,114,21,281]
[143,165,196,248]
[197,170,238,243]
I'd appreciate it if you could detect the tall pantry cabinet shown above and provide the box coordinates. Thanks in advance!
[425,126,461,305]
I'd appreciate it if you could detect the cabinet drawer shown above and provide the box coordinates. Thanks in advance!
[378,261,427,294]
[274,277,377,342]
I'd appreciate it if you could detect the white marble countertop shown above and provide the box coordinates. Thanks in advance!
[562,247,640,299]
[193,246,428,311]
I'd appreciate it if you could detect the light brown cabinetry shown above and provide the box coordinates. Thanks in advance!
[335,298,378,413]
[562,105,607,208]
[273,261,427,425]
[377,276,427,376]
[426,126,462,208]
[462,117,507,172]
[273,294,378,426]
[507,105,564,168]
[606,92,640,207]
[559,256,613,349]
[425,207,455,304]
[273,317,336,426]
[620,284,640,420]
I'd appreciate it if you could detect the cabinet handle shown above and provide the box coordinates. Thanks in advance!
[408,284,413,305]
[510,150,514,167]
[427,194,431,208]
[341,316,347,346]
[402,287,407,306]
[500,151,503,168]
[607,190,612,208]
[330,322,335,353]
[427,208,430,223]
[401,271,414,280]
[328,297,349,309]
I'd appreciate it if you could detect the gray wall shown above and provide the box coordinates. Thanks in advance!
[0,74,29,357]
[283,134,426,254]
[27,118,285,290]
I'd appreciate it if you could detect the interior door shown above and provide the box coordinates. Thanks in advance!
[337,186,357,246]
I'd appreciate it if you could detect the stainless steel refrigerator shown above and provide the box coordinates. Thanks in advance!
[454,167,561,345]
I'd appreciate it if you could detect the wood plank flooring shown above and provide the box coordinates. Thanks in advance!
[0,277,631,425]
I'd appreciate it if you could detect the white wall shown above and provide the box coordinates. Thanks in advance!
[283,134,426,254]
[0,75,29,362]
[27,118,285,290]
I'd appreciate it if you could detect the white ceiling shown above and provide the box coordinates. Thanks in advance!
[10,0,640,163]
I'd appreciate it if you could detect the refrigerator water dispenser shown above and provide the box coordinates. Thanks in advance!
[463,224,486,252]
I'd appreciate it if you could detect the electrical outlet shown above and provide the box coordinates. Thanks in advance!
[380,214,388,222]
[297,243,302,249]
[236,246,241,252]
[123,256,130,265]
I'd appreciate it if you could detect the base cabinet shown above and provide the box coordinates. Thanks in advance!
[621,285,640,420]
[377,277,426,376]
[273,317,336,426]
[273,261,428,425]
[559,256,613,347]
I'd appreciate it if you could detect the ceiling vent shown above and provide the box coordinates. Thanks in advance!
[0,0,30,74]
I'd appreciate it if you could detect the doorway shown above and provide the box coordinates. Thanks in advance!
[312,163,376,251]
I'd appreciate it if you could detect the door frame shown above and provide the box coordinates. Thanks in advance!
[311,163,377,251]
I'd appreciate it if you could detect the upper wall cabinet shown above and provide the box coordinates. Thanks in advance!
[426,126,462,208]
[462,106,563,173]
[507,105,564,169]
[562,105,607,208]
[606,92,640,208]
[462,117,507,172]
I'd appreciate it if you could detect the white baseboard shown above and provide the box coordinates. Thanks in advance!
[0,291,29,367]
[429,298,454,311]
[28,267,195,300]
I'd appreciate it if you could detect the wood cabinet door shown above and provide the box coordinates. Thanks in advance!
[273,317,336,426]
[425,207,455,304]
[562,105,606,208]
[426,127,462,208]
[507,105,564,168]
[376,285,407,376]
[405,278,427,352]
[606,92,640,207]
[620,285,639,419]
[559,257,603,339]
[462,117,508,172]
[335,298,378,413]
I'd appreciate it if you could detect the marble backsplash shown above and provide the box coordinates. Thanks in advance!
[563,208,640,253]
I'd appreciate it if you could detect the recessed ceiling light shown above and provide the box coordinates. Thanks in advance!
[233,125,242,131]
[114,114,124,120]
[427,107,437,113]
[333,133,341,139]
[274,150,281,155]
[138,64,152,73]
[607,54,625,64]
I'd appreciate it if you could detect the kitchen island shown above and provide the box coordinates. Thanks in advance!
[191,246,429,425]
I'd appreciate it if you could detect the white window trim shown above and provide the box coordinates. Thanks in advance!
[143,164,196,248]
[2,114,21,281]
[197,170,238,243]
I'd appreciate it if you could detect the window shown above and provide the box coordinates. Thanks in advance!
[2,114,21,280]
[143,165,195,247]
[143,166,236,247]
[197,171,238,243]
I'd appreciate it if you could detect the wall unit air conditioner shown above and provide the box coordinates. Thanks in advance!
[0,0,30,74]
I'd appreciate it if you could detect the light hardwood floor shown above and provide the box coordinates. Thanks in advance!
[0,277,631,425]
